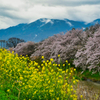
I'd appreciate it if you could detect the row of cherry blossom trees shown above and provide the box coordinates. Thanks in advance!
[9,24,100,74]
[74,25,100,74]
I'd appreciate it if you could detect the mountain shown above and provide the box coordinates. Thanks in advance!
[0,18,100,43]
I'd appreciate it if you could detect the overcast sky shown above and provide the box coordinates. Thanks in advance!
[0,0,100,29]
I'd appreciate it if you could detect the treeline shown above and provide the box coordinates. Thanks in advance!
[0,37,26,49]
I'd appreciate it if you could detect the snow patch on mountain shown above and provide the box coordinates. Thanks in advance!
[40,18,54,26]
[40,24,45,27]
[67,21,73,26]
[82,27,85,30]
[64,20,73,27]
[33,34,37,40]
[40,18,54,27]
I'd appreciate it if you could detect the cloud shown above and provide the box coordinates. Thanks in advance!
[24,0,100,6]
[66,4,100,22]
[0,0,100,29]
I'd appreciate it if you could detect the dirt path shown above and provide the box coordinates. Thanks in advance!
[75,80,100,100]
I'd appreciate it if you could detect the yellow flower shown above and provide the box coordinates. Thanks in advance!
[53,64,55,66]
[20,76,23,80]
[71,89,73,91]
[65,83,68,86]
[71,70,73,73]
[46,60,49,62]
[68,63,70,66]
[16,53,18,57]
[42,66,45,70]
[45,63,47,66]
[48,62,52,65]
[0,57,2,60]
[43,61,45,63]
[73,77,75,79]
[62,71,65,73]
[18,69,20,72]
[7,89,10,92]
[58,68,62,71]
[50,58,54,62]
[63,64,65,66]
[58,55,60,57]
[23,83,25,85]
[66,60,68,63]
[56,97,59,100]
[33,91,37,94]
[27,92,28,95]
[76,80,79,82]
[80,95,83,98]
[73,98,77,100]
[67,88,70,92]
[73,81,76,84]
[41,56,44,59]
[41,64,43,66]
[38,66,40,68]
[59,75,62,78]
[74,69,76,71]
[70,95,73,98]
[58,64,60,66]
[1,85,3,87]
[34,62,38,66]
[69,73,71,76]
[23,71,25,73]
[66,69,68,73]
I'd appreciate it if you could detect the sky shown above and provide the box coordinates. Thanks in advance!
[0,0,100,29]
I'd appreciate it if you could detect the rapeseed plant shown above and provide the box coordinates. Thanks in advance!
[0,48,84,100]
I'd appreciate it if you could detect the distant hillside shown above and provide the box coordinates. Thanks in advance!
[0,18,100,43]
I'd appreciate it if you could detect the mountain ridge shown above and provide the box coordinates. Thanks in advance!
[0,18,100,43]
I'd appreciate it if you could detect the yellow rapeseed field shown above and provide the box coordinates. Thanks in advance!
[0,48,83,100]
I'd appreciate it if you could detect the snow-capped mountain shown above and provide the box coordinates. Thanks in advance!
[0,18,100,43]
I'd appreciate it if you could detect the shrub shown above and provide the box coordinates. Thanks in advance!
[12,41,39,57]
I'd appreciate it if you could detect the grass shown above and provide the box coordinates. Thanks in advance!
[0,88,18,100]
[75,68,100,82]
[65,58,100,82]
[0,47,100,100]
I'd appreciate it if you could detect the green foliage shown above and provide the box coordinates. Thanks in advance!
[0,88,18,100]
[72,28,75,30]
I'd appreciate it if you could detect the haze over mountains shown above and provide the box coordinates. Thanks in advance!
[0,18,100,43]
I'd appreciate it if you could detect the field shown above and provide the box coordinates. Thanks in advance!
[0,48,100,100]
